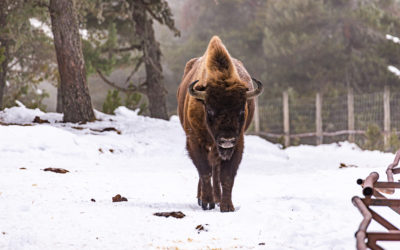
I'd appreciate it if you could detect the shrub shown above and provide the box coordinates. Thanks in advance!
[363,124,383,151]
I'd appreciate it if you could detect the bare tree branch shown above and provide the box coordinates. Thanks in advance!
[96,69,146,94]
[144,6,164,24]
[7,58,21,72]
[101,44,142,53]
[124,57,143,85]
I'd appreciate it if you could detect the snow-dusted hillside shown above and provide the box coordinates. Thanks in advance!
[0,107,399,249]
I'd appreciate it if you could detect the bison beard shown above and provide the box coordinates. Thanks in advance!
[177,36,263,212]
[218,147,235,161]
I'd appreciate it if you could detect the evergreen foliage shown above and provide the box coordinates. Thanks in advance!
[125,92,147,115]
[164,0,400,98]
[103,90,122,114]
[0,0,57,110]
[82,0,179,118]
[102,89,147,115]
[388,129,400,152]
[262,0,400,93]
[363,123,383,150]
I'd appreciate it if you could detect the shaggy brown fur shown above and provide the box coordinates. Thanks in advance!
[177,36,258,212]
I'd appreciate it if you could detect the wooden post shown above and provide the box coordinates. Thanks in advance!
[384,85,391,148]
[283,91,290,147]
[316,92,323,145]
[348,87,355,143]
[254,97,260,133]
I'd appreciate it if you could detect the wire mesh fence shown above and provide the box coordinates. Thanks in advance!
[258,97,283,134]
[253,89,400,148]
[355,93,384,131]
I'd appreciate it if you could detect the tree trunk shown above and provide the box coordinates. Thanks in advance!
[0,1,9,110]
[56,75,63,113]
[49,0,95,123]
[0,41,8,111]
[132,3,169,120]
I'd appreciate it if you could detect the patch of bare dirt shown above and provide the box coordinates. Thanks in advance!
[98,127,121,134]
[0,122,32,126]
[195,224,209,233]
[339,163,358,168]
[43,168,69,174]
[33,116,50,124]
[112,194,128,202]
[72,126,121,135]
[153,211,186,219]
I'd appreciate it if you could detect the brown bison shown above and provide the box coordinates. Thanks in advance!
[177,36,263,212]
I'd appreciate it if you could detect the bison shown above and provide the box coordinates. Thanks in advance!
[177,36,263,212]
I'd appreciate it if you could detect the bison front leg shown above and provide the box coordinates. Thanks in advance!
[187,140,215,210]
[220,166,236,212]
[198,174,215,210]
[212,164,221,204]
[219,139,243,212]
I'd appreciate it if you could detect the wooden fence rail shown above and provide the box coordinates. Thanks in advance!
[250,130,367,139]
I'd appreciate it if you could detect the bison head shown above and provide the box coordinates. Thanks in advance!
[189,78,263,160]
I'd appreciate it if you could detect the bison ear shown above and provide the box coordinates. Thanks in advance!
[205,36,236,77]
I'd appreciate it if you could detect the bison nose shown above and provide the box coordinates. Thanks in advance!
[218,137,236,149]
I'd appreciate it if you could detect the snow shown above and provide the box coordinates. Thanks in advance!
[30,18,88,40]
[1,106,399,249]
[387,34,400,44]
[386,35,400,78]
[389,65,400,78]
[29,19,53,39]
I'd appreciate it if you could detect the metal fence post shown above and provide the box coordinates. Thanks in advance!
[283,90,290,147]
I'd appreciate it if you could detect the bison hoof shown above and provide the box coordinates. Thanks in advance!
[220,202,235,212]
[209,202,215,209]
[199,200,215,210]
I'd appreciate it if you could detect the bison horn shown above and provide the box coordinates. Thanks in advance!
[247,78,264,99]
[188,80,206,100]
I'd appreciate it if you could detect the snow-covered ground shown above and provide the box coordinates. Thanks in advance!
[0,107,399,249]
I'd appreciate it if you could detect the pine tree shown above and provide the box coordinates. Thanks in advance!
[0,0,56,110]
[49,0,95,122]
[262,0,400,93]
[83,0,179,120]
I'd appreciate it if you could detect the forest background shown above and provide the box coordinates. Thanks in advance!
[1,0,400,148]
